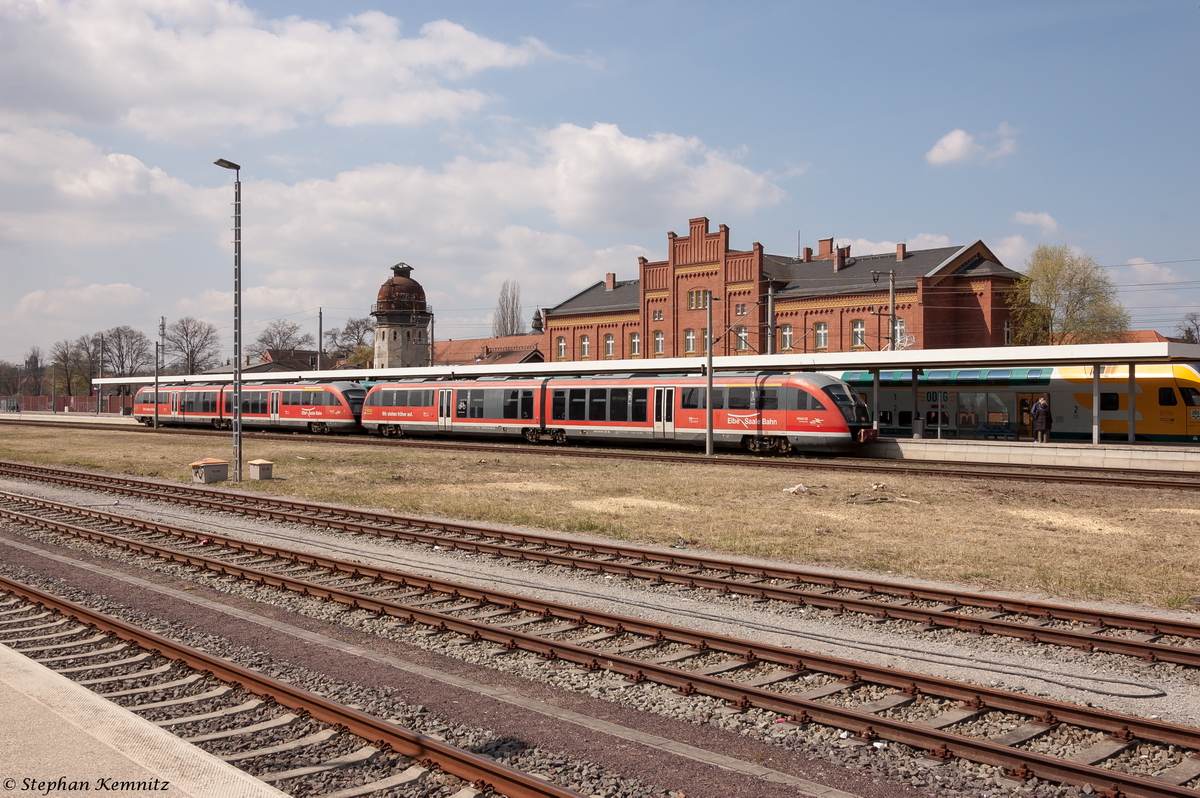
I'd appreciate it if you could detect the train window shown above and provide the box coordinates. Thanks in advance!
[552,390,566,420]
[503,390,520,419]
[1181,387,1200,407]
[899,411,912,427]
[759,389,778,410]
[611,388,628,421]
[957,371,980,381]
[986,370,1011,381]
[927,370,951,382]
[568,389,587,421]
[1026,369,1043,380]
[1100,393,1120,411]
[727,387,752,409]
[879,411,893,425]
[589,388,607,420]
[926,410,949,427]
[631,388,648,422]
[520,390,534,419]
[1159,387,1178,407]
[680,387,702,409]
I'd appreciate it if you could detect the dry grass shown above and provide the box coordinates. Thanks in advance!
[2,425,1197,610]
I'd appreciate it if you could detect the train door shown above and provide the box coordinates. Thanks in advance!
[269,390,281,425]
[437,389,453,432]
[170,391,180,421]
[653,387,675,439]
[1017,393,1037,439]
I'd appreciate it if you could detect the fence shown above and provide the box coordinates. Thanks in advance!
[0,395,134,414]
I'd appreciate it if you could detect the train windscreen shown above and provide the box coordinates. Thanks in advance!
[822,384,870,425]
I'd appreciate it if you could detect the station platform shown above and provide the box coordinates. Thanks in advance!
[862,436,1200,472]
[0,411,138,426]
[0,641,285,798]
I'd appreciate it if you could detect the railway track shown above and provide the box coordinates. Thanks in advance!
[0,574,586,798]
[3,490,1200,797]
[2,459,1198,669]
[1,417,1196,490]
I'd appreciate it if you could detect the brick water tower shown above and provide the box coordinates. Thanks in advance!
[371,263,433,368]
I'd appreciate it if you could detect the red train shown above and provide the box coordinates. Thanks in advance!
[132,381,365,433]
[362,372,876,453]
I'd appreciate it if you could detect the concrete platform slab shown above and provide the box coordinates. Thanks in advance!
[0,642,285,798]
[863,438,1200,472]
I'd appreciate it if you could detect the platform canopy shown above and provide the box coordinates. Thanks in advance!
[93,342,1200,387]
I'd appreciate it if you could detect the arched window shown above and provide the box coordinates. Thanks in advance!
[653,330,664,355]
[814,322,829,350]
[603,333,614,357]
[630,332,641,356]
[892,317,906,348]
[684,329,696,353]
[701,328,709,354]
[556,337,566,360]
[780,324,793,350]
[736,326,749,350]
[851,319,866,348]
[579,335,590,359]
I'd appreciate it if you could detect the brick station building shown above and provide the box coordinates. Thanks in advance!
[539,217,1022,362]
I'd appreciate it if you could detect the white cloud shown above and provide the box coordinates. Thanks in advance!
[991,234,1031,267]
[14,283,152,322]
[0,2,552,141]
[1126,257,1177,284]
[1012,211,1059,235]
[925,124,1017,165]
[834,234,951,256]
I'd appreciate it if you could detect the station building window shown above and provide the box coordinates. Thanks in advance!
[556,336,566,360]
[653,330,664,355]
[736,326,749,350]
[630,332,641,356]
[684,328,696,353]
[851,319,866,349]
[652,309,664,321]
[701,328,709,354]
[1004,319,1012,346]
[604,333,614,357]
[780,324,793,350]
[891,317,906,348]
[579,335,590,359]
[687,290,709,310]
[814,322,829,350]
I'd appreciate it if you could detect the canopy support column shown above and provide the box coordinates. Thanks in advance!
[1127,364,1136,443]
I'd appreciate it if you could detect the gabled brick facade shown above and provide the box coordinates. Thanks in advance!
[541,217,1021,361]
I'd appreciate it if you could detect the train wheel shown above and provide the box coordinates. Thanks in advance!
[522,428,541,444]
[211,419,223,430]
[743,436,778,454]
[308,422,329,434]
[776,437,793,454]
[551,429,568,444]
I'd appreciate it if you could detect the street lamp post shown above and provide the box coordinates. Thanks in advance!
[214,158,242,482]
[705,291,717,456]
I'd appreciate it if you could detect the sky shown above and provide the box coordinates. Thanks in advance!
[1,0,1197,365]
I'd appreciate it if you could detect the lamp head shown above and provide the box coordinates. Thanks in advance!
[214,158,241,171]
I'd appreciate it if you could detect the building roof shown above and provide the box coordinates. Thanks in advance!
[433,335,544,366]
[545,279,641,316]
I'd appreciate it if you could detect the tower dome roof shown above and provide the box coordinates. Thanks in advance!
[375,262,427,311]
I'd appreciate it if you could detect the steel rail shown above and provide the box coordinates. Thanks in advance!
[5,503,1200,798]
[0,421,1195,489]
[3,463,1199,661]
[0,574,586,798]
[4,488,1198,668]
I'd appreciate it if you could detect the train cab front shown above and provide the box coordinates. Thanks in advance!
[824,383,876,447]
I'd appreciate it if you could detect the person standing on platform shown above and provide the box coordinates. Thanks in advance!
[1032,394,1052,443]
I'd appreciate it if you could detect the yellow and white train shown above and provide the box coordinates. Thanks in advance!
[836,363,1200,442]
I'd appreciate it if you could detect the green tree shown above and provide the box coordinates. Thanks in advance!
[1007,244,1130,345]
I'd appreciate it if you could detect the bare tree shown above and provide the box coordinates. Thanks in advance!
[248,319,315,360]
[48,338,86,395]
[492,279,526,337]
[165,317,221,374]
[1176,312,1200,344]
[1008,244,1130,345]
[0,360,19,397]
[324,317,374,359]
[341,343,374,368]
[23,347,44,396]
[103,326,153,379]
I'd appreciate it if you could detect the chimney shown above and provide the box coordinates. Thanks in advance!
[817,237,835,260]
[605,272,616,291]
[802,247,812,263]
[834,246,848,273]
[896,243,907,261]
